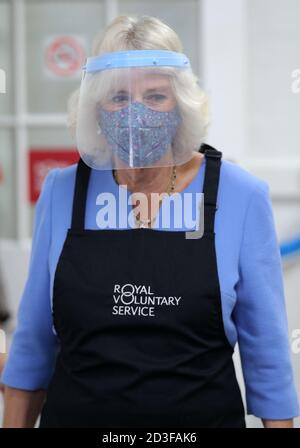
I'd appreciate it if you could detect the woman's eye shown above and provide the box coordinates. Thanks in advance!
[145,94,167,102]
[112,95,129,103]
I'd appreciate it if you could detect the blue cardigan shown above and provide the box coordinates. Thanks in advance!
[2,156,299,420]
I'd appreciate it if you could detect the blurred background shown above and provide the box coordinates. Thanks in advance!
[0,0,299,428]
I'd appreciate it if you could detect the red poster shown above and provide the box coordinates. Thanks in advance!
[29,149,79,203]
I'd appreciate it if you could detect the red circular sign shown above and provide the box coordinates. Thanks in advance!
[45,36,85,77]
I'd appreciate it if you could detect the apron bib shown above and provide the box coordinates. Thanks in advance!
[39,145,246,428]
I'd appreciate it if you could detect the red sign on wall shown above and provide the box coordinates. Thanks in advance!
[29,149,79,203]
[44,35,86,78]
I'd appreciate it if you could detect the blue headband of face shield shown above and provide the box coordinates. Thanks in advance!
[82,50,191,72]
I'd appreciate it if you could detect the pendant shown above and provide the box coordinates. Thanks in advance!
[139,222,151,229]
[135,216,152,229]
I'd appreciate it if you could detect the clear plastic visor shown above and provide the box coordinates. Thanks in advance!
[76,66,194,170]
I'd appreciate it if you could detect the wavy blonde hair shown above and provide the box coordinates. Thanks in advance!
[68,15,210,163]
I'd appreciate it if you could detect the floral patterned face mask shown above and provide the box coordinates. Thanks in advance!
[96,101,182,168]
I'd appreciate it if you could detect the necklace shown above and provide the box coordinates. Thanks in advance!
[112,166,177,228]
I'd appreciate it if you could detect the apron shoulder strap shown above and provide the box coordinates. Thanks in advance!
[201,143,222,233]
[71,157,91,230]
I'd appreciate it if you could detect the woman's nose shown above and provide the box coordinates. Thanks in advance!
[130,94,143,103]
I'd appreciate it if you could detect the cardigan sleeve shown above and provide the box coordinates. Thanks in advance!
[234,180,300,419]
[1,168,60,390]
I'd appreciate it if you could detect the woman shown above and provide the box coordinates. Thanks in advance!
[1,15,299,428]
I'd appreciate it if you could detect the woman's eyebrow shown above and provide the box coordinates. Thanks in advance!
[113,86,170,95]
[114,89,129,94]
[144,86,170,94]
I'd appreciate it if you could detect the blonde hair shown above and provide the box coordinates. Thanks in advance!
[68,15,210,162]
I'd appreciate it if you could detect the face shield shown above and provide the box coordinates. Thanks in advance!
[76,50,194,170]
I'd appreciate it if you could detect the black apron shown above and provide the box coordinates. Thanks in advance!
[39,144,246,428]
